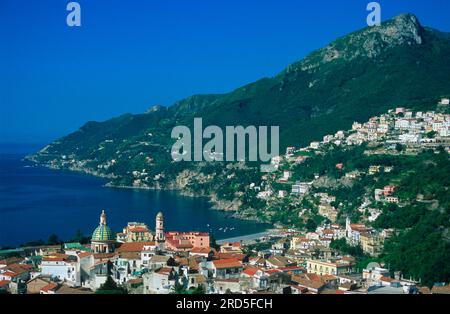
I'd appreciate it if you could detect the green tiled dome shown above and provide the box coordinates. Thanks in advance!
[92,224,114,242]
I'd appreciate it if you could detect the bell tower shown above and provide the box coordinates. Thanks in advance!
[155,212,165,249]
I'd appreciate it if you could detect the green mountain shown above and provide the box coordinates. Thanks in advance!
[30,13,450,194]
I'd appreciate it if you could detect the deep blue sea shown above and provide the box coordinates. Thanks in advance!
[0,144,269,247]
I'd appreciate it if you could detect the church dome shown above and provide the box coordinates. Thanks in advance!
[91,210,114,242]
[92,224,114,242]
[157,211,163,219]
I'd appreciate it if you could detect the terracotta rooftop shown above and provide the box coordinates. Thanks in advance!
[349,224,370,232]
[93,253,115,259]
[266,255,292,267]
[2,271,18,278]
[117,251,141,260]
[117,241,155,253]
[264,269,281,275]
[155,267,174,275]
[40,282,58,293]
[190,247,211,254]
[42,254,70,262]
[279,265,306,272]
[222,242,241,247]
[0,280,10,287]
[216,252,246,261]
[78,251,92,259]
[431,284,450,294]
[129,227,149,233]
[321,274,338,281]
[242,266,260,277]
[7,263,32,275]
[0,257,21,266]
[212,258,242,269]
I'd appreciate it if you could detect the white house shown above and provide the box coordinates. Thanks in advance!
[141,244,157,267]
[40,254,80,287]
[143,267,177,294]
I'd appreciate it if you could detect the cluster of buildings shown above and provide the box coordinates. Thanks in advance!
[343,103,449,152]
[0,211,210,294]
[259,103,449,204]
[252,102,450,247]
[2,102,449,295]
[1,209,448,294]
[277,101,450,159]
[224,102,450,294]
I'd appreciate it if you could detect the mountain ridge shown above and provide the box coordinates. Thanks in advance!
[29,13,450,190]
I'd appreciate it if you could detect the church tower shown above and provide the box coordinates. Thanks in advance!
[155,212,165,249]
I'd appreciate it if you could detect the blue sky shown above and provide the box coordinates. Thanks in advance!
[1,0,449,143]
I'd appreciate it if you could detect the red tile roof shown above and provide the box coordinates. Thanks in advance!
[40,282,58,293]
[7,263,32,275]
[129,227,149,233]
[78,252,92,259]
[349,224,370,232]
[0,280,10,287]
[265,269,281,275]
[431,284,450,294]
[117,241,155,253]
[155,267,173,275]
[2,271,17,278]
[42,254,70,262]
[212,258,242,269]
[321,274,338,281]
[216,252,246,261]
[242,266,260,277]
[279,266,305,272]
[93,253,116,259]
[190,247,211,254]
[222,242,241,247]
[0,257,21,266]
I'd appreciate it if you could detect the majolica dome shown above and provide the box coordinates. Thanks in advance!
[92,224,114,242]
[92,210,114,242]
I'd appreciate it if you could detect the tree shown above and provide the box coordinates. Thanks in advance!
[209,234,220,251]
[395,143,404,153]
[305,219,317,232]
[96,276,127,294]
[47,234,60,245]
[330,238,364,257]
[170,280,186,294]
[426,131,437,139]
[20,240,45,248]
[70,229,90,244]
[190,285,205,294]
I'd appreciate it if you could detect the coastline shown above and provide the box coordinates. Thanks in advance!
[1,154,273,247]
[216,229,280,244]
[21,156,274,234]
[28,160,266,222]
